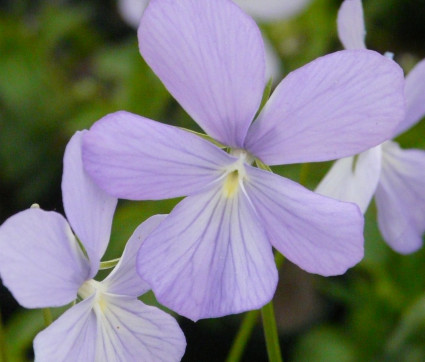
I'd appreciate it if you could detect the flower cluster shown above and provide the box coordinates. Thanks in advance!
[0,0,424,360]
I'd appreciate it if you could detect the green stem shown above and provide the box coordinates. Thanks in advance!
[0,309,8,362]
[225,310,260,362]
[261,300,283,362]
[43,308,52,327]
[99,258,120,270]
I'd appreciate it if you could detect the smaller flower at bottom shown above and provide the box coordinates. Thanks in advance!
[0,131,186,362]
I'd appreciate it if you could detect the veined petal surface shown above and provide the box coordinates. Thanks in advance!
[234,0,312,22]
[137,184,278,321]
[316,146,382,213]
[103,215,167,297]
[33,296,96,362]
[83,111,235,200]
[337,0,366,50]
[95,295,186,362]
[63,131,118,277]
[375,141,425,254]
[245,50,405,165]
[138,0,265,147]
[245,167,364,276]
[394,59,425,136]
[0,209,89,308]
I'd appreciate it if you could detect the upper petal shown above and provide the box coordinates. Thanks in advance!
[337,0,367,50]
[234,0,312,22]
[33,296,96,362]
[394,59,425,136]
[316,146,382,213]
[83,111,235,200]
[245,167,364,276]
[137,184,278,321]
[63,131,118,277]
[0,208,90,308]
[95,295,186,362]
[244,50,405,165]
[138,0,265,147]
[375,141,425,254]
[103,215,167,298]
[118,0,149,28]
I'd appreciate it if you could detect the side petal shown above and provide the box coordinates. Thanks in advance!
[63,131,118,277]
[95,295,186,362]
[103,215,167,298]
[83,111,235,200]
[33,297,96,362]
[375,141,425,254]
[137,185,278,321]
[245,167,364,276]
[245,50,405,165]
[0,209,89,308]
[394,59,425,136]
[234,0,312,22]
[138,0,265,147]
[337,0,367,50]
[315,146,382,213]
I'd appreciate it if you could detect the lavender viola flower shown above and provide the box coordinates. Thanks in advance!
[83,0,405,321]
[0,132,186,361]
[316,0,425,254]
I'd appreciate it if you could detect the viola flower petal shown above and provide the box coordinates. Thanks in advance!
[375,142,425,254]
[118,0,149,28]
[62,131,118,277]
[245,49,405,165]
[138,0,265,147]
[0,208,90,308]
[95,295,186,362]
[103,215,167,298]
[316,146,382,213]
[83,111,235,200]
[394,59,425,136]
[337,0,367,50]
[137,185,278,321]
[33,296,96,362]
[245,167,364,276]
[234,0,312,22]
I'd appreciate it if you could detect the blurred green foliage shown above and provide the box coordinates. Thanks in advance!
[0,0,425,361]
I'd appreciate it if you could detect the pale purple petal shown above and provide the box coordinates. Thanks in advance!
[394,59,425,136]
[83,111,235,200]
[103,215,167,297]
[245,50,405,165]
[375,141,425,254]
[138,0,265,147]
[63,131,118,277]
[245,167,364,276]
[337,0,367,50]
[0,209,89,308]
[118,0,149,28]
[316,146,382,213]
[95,295,186,362]
[137,185,278,321]
[33,296,96,362]
[234,0,312,22]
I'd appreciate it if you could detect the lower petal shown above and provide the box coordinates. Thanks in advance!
[137,186,278,321]
[245,167,364,276]
[375,141,425,254]
[315,146,382,213]
[33,297,96,362]
[95,295,186,362]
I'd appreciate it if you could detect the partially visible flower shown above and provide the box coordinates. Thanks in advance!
[316,0,425,254]
[0,132,186,361]
[84,0,405,321]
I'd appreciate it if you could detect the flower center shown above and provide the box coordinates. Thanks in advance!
[221,149,251,198]
[78,279,108,312]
